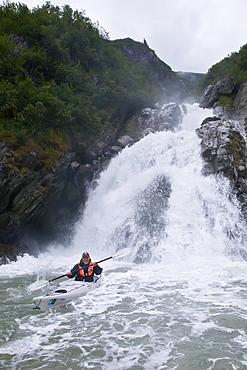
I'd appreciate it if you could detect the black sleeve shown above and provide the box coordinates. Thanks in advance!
[94,264,103,275]
[68,264,80,278]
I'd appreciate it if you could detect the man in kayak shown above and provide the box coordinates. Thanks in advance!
[66,252,103,282]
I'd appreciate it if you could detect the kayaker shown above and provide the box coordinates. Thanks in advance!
[66,252,103,282]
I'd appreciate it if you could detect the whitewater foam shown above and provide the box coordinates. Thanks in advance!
[1,104,247,369]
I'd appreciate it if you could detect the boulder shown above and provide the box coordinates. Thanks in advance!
[116,135,134,148]
[200,77,236,108]
[196,118,247,207]
[82,149,98,164]
[109,146,122,155]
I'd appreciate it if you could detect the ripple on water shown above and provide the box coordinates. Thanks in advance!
[1,260,247,369]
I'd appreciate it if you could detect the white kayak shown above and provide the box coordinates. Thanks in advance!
[33,275,102,311]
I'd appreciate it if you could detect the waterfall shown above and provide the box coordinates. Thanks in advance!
[1,104,247,370]
[71,104,247,263]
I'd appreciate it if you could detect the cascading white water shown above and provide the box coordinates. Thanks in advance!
[72,103,247,264]
[1,104,247,370]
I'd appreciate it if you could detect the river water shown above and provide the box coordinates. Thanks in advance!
[1,104,247,369]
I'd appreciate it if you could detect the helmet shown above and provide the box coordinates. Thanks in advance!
[82,252,90,258]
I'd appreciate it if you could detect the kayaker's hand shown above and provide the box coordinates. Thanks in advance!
[66,271,72,275]
[91,262,97,267]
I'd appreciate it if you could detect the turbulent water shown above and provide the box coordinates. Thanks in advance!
[1,104,247,370]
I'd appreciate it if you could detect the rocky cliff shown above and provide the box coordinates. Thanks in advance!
[111,38,191,103]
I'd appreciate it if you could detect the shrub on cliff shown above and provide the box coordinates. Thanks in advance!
[200,44,247,90]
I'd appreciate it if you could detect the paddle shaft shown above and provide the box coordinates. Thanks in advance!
[48,255,113,283]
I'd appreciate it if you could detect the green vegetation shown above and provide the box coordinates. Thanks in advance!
[225,132,243,167]
[200,44,247,90]
[0,2,160,172]
[218,95,233,111]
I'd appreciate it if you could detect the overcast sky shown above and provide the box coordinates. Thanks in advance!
[5,0,247,73]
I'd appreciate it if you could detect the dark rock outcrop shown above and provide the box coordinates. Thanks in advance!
[196,118,247,208]
[199,77,236,109]
[0,145,95,258]
[199,78,247,123]
[232,83,247,119]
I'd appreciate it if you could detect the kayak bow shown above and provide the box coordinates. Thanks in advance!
[33,275,102,311]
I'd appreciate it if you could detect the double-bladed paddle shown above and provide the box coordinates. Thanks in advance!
[27,247,131,293]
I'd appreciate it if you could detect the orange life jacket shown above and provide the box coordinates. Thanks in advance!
[77,262,94,276]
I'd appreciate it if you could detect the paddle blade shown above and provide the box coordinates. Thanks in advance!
[113,248,131,259]
[27,279,48,293]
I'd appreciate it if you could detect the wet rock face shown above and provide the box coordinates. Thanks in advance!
[199,80,247,207]
[199,77,236,109]
[196,117,247,206]
[107,174,172,264]
[122,103,183,141]
[0,143,95,260]
[133,174,172,263]
[233,83,247,119]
